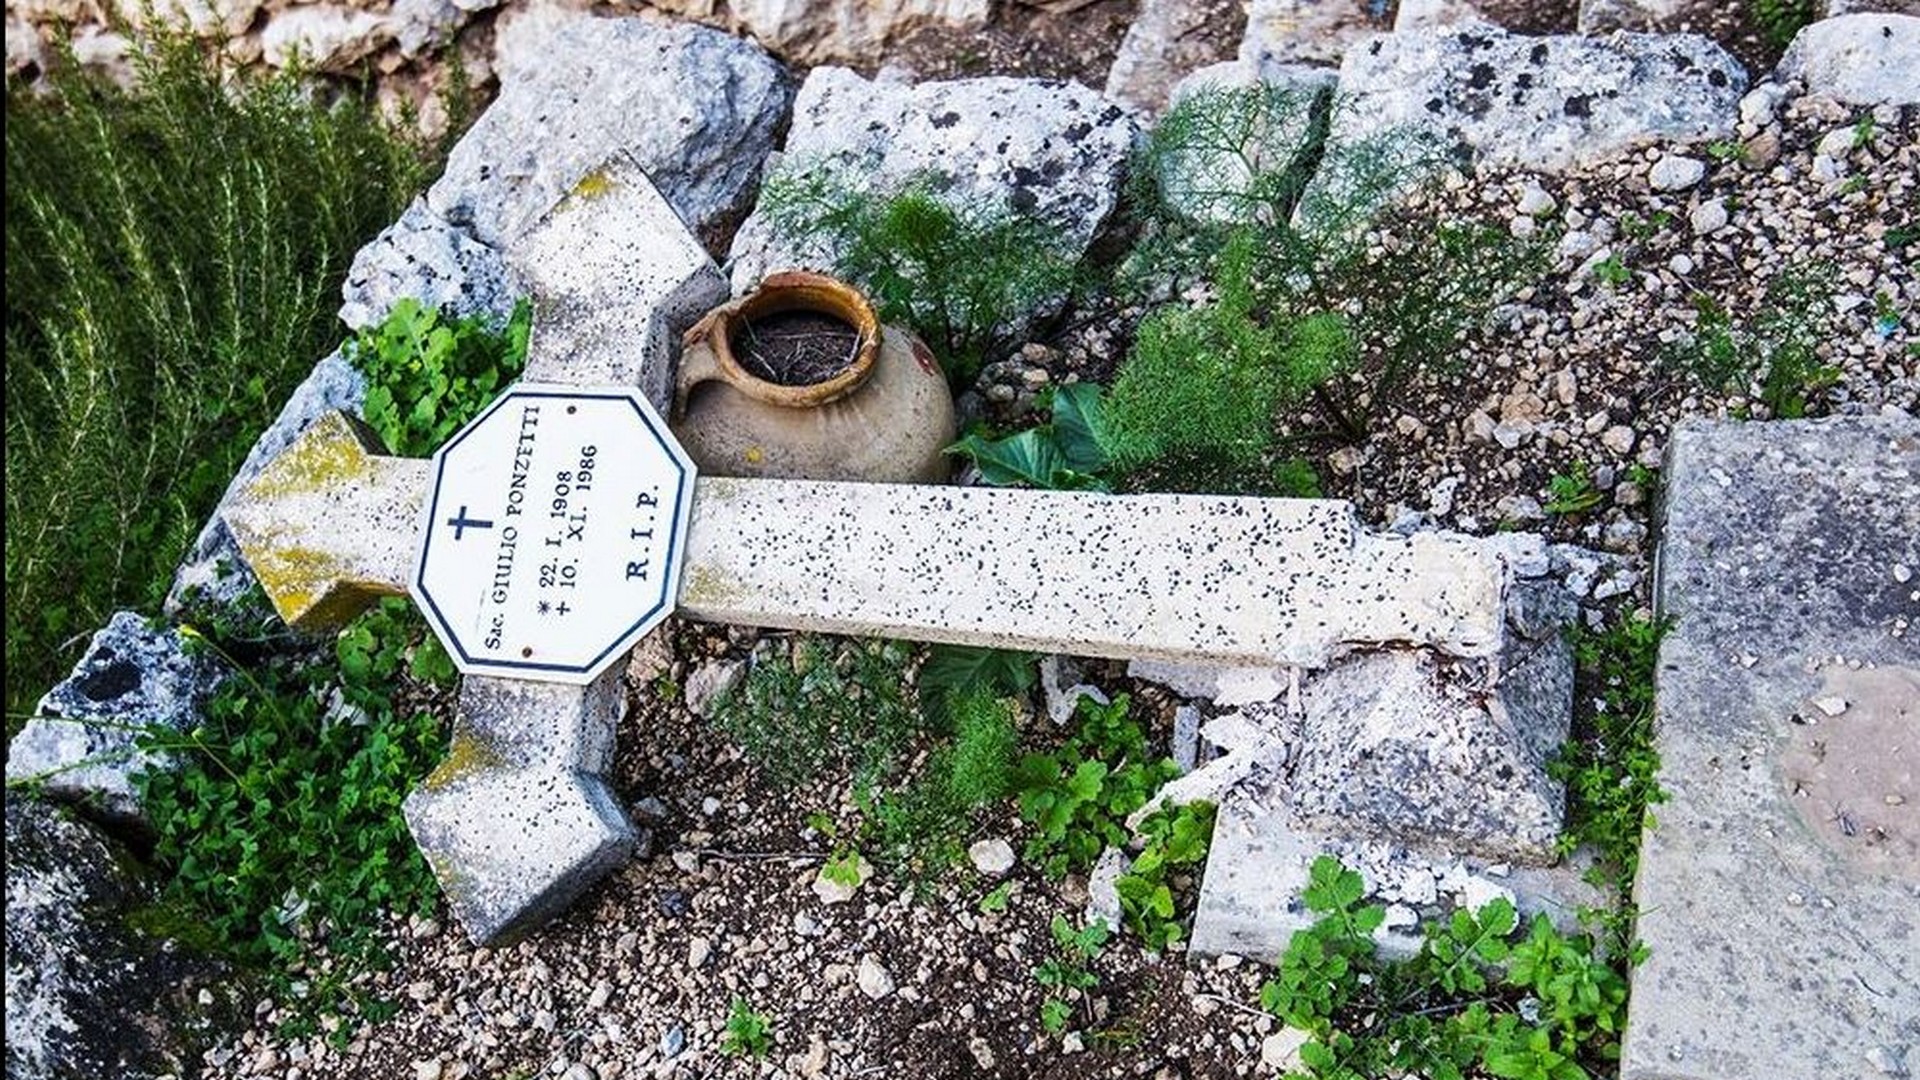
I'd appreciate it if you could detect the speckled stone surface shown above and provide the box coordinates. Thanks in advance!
[220,411,426,631]
[1776,13,1920,106]
[1622,414,1920,1080]
[512,151,727,412]
[680,479,1509,666]
[1328,24,1745,174]
[403,762,636,946]
[726,68,1139,311]
[6,613,226,830]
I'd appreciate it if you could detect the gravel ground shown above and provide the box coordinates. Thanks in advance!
[203,68,1917,1080]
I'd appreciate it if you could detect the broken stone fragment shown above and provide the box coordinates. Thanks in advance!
[6,612,226,831]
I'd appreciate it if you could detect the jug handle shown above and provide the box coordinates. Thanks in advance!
[672,309,738,421]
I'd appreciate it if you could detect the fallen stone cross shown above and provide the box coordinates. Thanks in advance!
[217,150,1563,946]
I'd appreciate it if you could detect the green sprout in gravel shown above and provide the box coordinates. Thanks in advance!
[1544,462,1605,516]
[721,997,774,1058]
[1035,915,1109,1035]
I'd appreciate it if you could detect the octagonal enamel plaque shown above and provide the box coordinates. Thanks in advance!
[411,383,695,684]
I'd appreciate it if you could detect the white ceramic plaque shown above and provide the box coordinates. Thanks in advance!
[411,383,696,683]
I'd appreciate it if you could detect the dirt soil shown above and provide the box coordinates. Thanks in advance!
[731,311,864,386]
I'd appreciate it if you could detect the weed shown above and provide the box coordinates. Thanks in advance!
[1113,800,1216,949]
[1705,139,1747,164]
[721,998,774,1057]
[4,31,434,721]
[1544,462,1605,515]
[1271,457,1325,498]
[1259,856,1632,1080]
[1666,265,1838,418]
[347,297,532,456]
[1617,211,1671,242]
[948,383,1113,491]
[134,600,452,1017]
[1591,255,1631,288]
[820,849,865,887]
[713,636,924,790]
[1749,0,1816,47]
[1035,915,1109,1035]
[756,171,1083,383]
[1851,113,1876,152]
[1552,614,1669,902]
[979,882,1012,913]
[1013,694,1180,878]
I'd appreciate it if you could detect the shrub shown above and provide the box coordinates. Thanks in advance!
[755,170,1084,383]
[4,32,434,723]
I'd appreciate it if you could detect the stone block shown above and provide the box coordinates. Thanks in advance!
[338,198,527,333]
[1326,23,1745,174]
[1149,60,1337,226]
[1239,0,1382,68]
[1286,638,1572,863]
[1190,780,1605,963]
[404,764,635,946]
[726,67,1139,327]
[1622,415,1920,1080]
[510,152,728,410]
[6,613,225,829]
[1777,13,1920,106]
[449,11,793,254]
[1103,0,1240,114]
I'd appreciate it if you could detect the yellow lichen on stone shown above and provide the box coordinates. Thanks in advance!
[243,412,376,503]
[677,563,747,610]
[421,732,507,793]
[570,168,616,201]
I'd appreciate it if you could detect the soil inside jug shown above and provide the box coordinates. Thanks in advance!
[729,310,864,387]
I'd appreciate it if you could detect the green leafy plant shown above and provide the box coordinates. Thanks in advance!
[1750,0,1816,47]
[757,171,1084,382]
[1259,857,1633,1080]
[1113,800,1216,948]
[1544,462,1605,515]
[1591,255,1631,288]
[1664,265,1839,418]
[1013,694,1180,878]
[947,382,1114,491]
[713,636,924,790]
[1704,139,1747,164]
[1034,915,1109,1035]
[1551,614,1669,901]
[4,30,435,723]
[721,997,774,1058]
[346,297,533,456]
[820,848,865,887]
[133,599,453,1016]
[978,881,1012,913]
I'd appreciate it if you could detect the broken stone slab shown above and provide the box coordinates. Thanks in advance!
[1126,657,1289,707]
[5,795,242,1079]
[444,11,794,255]
[511,150,728,410]
[404,762,636,945]
[1327,23,1746,174]
[726,67,1140,319]
[682,481,1512,668]
[5,612,226,831]
[1621,414,1920,1080]
[402,666,634,945]
[1776,13,1920,106]
[1190,780,1606,963]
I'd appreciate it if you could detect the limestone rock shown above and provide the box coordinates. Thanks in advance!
[1393,0,1491,31]
[727,68,1139,323]
[5,796,239,1079]
[449,11,794,254]
[6,614,225,830]
[1127,658,1289,706]
[1239,0,1384,68]
[1104,0,1241,114]
[1150,59,1337,225]
[1329,23,1745,173]
[339,198,527,332]
[1776,14,1920,106]
[259,5,392,71]
[6,16,48,77]
[1285,640,1572,862]
[1576,0,1685,33]
[729,0,989,65]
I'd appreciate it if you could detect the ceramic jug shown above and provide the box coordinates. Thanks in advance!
[670,271,957,484]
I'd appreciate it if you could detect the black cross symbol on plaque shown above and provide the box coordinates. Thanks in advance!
[446,506,494,541]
